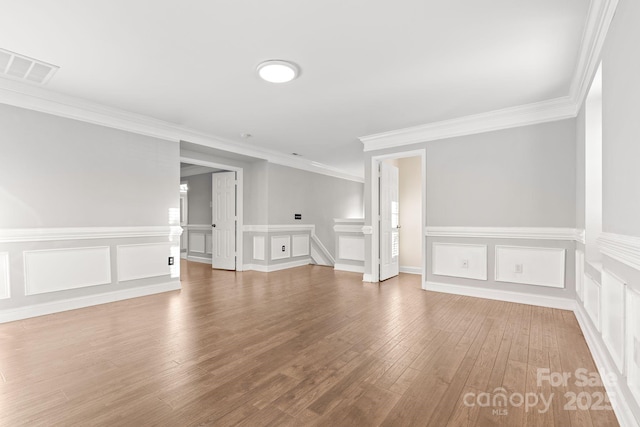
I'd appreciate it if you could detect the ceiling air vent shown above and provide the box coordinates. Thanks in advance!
[0,48,59,85]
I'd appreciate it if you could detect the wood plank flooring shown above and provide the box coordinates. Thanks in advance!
[0,261,619,426]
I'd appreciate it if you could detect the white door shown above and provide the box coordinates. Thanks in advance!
[380,162,400,281]
[212,171,236,270]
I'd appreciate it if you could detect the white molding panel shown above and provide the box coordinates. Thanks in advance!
[584,274,601,332]
[495,246,565,288]
[0,281,180,324]
[338,235,365,262]
[576,249,585,301]
[334,263,365,274]
[626,286,640,408]
[292,234,310,258]
[117,243,175,282]
[189,233,206,254]
[24,247,111,295]
[0,252,10,299]
[271,235,291,261]
[253,236,265,261]
[599,232,640,272]
[432,243,487,280]
[334,224,366,233]
[426,226,579,241]
[0,226,182,243]
[601,270,626,373]
[205,233,213,255]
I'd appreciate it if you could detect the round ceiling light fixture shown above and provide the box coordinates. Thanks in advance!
[257,60,300,83]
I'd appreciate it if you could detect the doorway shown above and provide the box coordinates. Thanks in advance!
[179,157,244,271]
[370,150,426,287]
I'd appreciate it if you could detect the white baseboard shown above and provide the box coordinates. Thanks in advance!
[180,252,187,259]
[186,255,212,265]
[243,258,311,273]
[334,263,365,274]
[424,281,575,310]
[400,266,421,275]
[362,273,373,282]
[574,303,639,427]
[0,281,181,324]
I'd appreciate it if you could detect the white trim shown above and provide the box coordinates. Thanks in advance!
[0,79,363,183]
[0,252,10,299]
[310,234,335,266]
[185,224,211,231]
[0,281,181,324]
[400,266,421,275]
[334,263,365,274]
[569,0,619,109]
[599,233,640,272]
[426,226,579,241]
[186,255,212,265]
[0,226,182,243]
[362,226,373,235]
[333,224,366,233]
[243,224,314,233]
[362,274,373,282]
[360,97,576,151]
[243,258,311,273]
[575,228,586,244]
[180,165,220,178]
[334,218,365,223]
[425,281,575,310]
[574,302,639,427]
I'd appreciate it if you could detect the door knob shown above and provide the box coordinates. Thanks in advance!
[212,224,216,228]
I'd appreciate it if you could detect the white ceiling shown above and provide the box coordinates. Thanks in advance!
[0,0,590,177]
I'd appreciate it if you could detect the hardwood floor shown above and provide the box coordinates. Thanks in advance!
[0,261,619,426]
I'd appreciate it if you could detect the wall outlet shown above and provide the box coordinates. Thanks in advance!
[294,213,302,220]
[282,245,286,252]
[168,256,174,266]
[515,263,523,274]
[461,259,469,269]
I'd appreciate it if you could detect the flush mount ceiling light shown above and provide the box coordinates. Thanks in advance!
[257,60,300,83]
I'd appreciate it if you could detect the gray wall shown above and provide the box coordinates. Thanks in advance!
[266,163,364,258]
[575,106,586,231]
[601,0,640,238]
[0,104,178,228]
[426,120,576,227]
[182,173,212,225]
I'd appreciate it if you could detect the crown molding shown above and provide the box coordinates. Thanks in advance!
[360,0,618,153]
[360,97,576,152]
[0,79,363,183]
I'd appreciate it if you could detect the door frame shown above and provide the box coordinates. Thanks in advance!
[180,155,244,271]
[370,149,426,288]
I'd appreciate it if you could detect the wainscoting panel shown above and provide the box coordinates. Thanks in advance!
[117,243,174,282]
[0,252,10,299]
[338,235,365,262]
[584,274,601,331]
[189,233,205,254]
[253,236,265,261]
[205,233,213,255]
[576,250,585,301]
[626,286,640,406]
[292,234,310,257]
[495,246,565,288]
[601,270,626,373]
[432,243,487,280]
[271,235,290,261]
[24,247,111,295]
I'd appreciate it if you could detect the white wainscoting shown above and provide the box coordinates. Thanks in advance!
[205,233,213,255]
[338,235,365,262]
[117,243,175,282]
[292,234,310,257]
[0,252,10,299]
[584,274,601,331]
[24,247,111,295]
[253,236,265,261]
[495,246,565,288]
[189,233,206,254]
[432,243,487,280]
[626,286,640,406]
[601,269,626,373]
[271,235,291,261]
[576,249,585,301]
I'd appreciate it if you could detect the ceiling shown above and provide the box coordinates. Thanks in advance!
[0,0,590,177]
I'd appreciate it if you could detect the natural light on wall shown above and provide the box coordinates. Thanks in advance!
[585,63,602,264]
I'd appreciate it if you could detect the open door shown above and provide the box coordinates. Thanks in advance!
[212,171,236,270]
[380,162,399,281]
